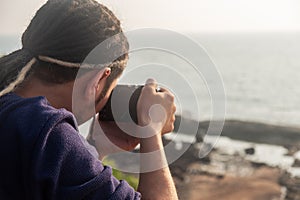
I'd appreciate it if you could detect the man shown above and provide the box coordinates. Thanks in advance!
[0,0,178,199]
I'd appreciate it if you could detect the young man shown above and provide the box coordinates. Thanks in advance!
[0,0,178,199]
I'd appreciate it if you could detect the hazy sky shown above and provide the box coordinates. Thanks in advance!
[1,0,300,35]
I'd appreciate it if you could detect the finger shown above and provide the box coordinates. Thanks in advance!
[145,78,158,92]
[159,87,175,98]
[171,113,176,122]
[172,105,177,114]
[162,92,175,103]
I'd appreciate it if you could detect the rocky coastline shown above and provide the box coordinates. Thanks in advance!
[169,119,300,200]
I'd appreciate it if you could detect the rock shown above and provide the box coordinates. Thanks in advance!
[170,136,295,200]
[245,147,255,155]
[173,115,204,142]
[199,120,300,146]
[279,171,300,200]
[292,159,300,167]
[170,116,300,199]
[174,116,300,146]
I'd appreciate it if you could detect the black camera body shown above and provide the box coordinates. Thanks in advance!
[98,85,143,124]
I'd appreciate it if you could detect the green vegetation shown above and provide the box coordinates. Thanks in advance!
[103,158,139,190]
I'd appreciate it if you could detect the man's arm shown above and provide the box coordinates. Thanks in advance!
[138,135,178,200]
[136,79,178,200]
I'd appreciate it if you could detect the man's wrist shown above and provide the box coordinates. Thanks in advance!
[140,134,163,153]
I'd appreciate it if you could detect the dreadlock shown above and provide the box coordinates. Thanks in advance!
[0,0,129,97]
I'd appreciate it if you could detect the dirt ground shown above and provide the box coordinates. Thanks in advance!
[174,165,283,200]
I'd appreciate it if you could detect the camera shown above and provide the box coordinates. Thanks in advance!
[98,85,143,124]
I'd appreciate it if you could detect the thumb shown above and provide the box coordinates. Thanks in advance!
[145,78,157,91]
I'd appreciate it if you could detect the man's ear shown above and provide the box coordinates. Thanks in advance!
[85,67,111,97]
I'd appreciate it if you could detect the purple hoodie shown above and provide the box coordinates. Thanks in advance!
[0,93,141,200]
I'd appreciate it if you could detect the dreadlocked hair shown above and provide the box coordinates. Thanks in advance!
[0,0,129,96]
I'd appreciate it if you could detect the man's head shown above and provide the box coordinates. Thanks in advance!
[26,0,129,97]
[0,0,129,123]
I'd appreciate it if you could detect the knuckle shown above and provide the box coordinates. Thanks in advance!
[163,93,174,102]
[173,105,176,112]
[172,115,176,122]
[165,92,174,101]
[170,124,174,131]
[169,94,175,101]
[170,92,175,99]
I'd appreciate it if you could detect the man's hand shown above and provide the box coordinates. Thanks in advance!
[137,79,176,135]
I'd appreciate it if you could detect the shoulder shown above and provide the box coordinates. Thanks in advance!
[0,93,77,145]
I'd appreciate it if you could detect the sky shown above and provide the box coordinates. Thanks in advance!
[1,0,300,35]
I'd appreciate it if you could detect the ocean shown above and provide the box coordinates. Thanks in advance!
[197,32,300,128]
[1,32,299,128]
